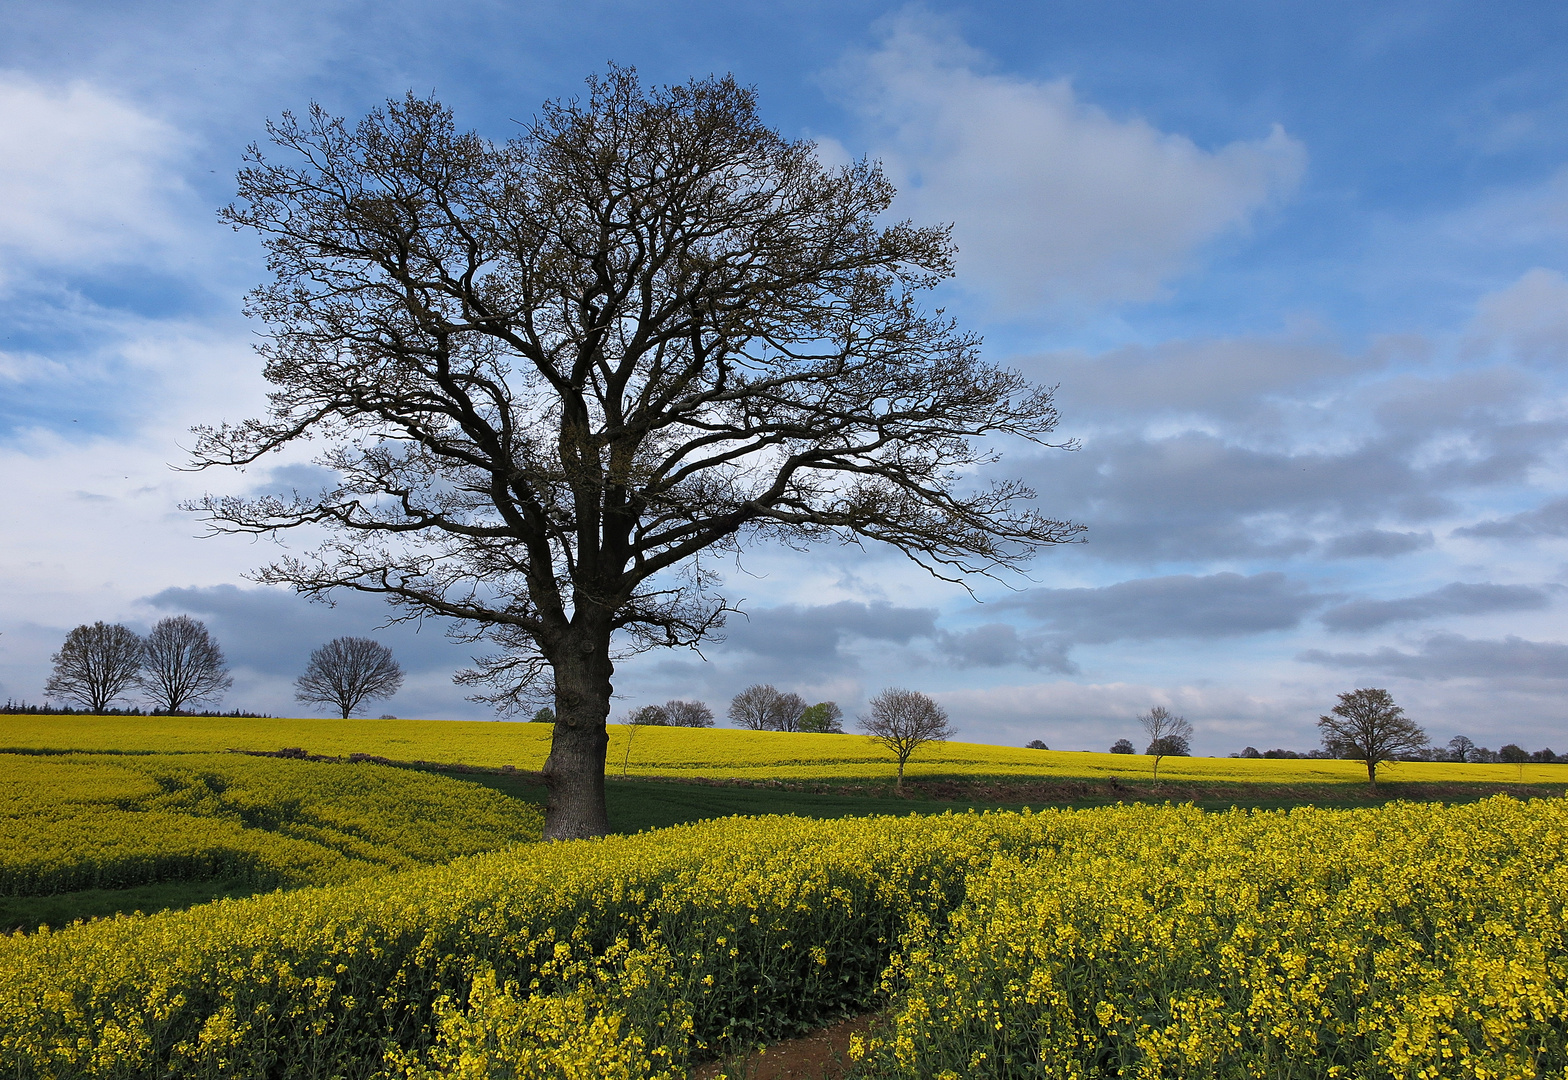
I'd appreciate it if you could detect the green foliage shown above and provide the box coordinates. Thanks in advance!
[798,702,844,734]
[0,753,544,899]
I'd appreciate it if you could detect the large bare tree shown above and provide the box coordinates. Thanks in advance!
[188,69,1080,839]
[44,622,144,713]
[295,637,405,719]
[727,684,808,731]
[859,687,955,792]
[140,615,233,712]
[1318,687,1427,787]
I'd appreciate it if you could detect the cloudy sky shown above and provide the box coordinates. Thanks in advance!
[4,0,1568,754]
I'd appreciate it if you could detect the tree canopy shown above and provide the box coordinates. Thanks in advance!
[1317,687,1427,786]
[190,68,1079,838]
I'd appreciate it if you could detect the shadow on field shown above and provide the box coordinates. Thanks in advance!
[457,770,1567,834]
[11,763,1560,934]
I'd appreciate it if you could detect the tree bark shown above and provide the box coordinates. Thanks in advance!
[1366,759,1377,787]
[541,631,615,840]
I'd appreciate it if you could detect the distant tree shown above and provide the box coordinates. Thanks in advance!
[1137,706,1193,784]
[1146,735,1191,757]
[1236,746,1262,759]
[1026,739,1049,750]
[1317,688,1427,787]
[139,615,233,713]
[45,622,144,713]
[860,687,954,793]
[1264,748,1302,759]
[1109,738,1136,755]
[727,685,808,731]
[1446,735,1476,763]
[1531,747,1558,763]
[1499,743,1530,779]
[628,704,670,726]
[531,706,556,724]
[295,637,404,719]
[798,701,845,734]
[661,700,716,728]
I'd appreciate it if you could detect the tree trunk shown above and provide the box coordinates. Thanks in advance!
[1366,759,1377,788]
[896,757,906,794]
[541,631,614,840]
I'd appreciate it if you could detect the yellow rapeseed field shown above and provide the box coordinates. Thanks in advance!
[1,753,544,897]
[1,713,1557,786]
[2,799,1565,1079]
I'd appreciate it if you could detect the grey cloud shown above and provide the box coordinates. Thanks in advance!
[1030,336,1374,423]
[1005,572,1329,643]
[1024,432,1430,563]
[1321,582,1554,632]
[1300,633,1568,680]
[143,584,467,676]
[1454,496,1568,539]
[1323,529,1434,558]
[1019,383,1568,562]
[933,623,1077,674]
[720,600,938,665]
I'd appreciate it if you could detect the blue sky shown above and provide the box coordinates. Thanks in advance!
[3,0,1568,753]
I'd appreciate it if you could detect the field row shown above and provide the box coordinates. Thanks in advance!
[3,713,1562,787]
[0,753,543,898]
[2,798,1564,1078]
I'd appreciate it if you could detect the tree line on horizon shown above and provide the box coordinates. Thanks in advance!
[1024,689,1564,785]
[590,683,955,792]
[35,620,406,720]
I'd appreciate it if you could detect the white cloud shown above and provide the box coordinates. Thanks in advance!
[0,73,193,281]
[833,13,1305,314]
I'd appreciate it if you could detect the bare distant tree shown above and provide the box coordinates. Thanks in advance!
[1317,687,1427,787]
[727,685,808,731]
[139,615,233,712]
[185,69,1081,839]
[1137,706,1194,784]
[1109,739,1136,755]
[1025,739,1048,750]
[628,704,670,726]
[45,622,144,712]
[295,637,404,719]
[662,699,715,728]
[798,701,844,733]
[1446,734,1476,763]
[860,687,954,792]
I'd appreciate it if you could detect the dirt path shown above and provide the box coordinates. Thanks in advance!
[691,1014,877,1080]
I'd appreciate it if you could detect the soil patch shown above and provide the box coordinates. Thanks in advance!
[692,1014,876,1080]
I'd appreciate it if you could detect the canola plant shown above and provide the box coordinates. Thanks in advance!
[0,753,544,897]
[2,798,1565,1079]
